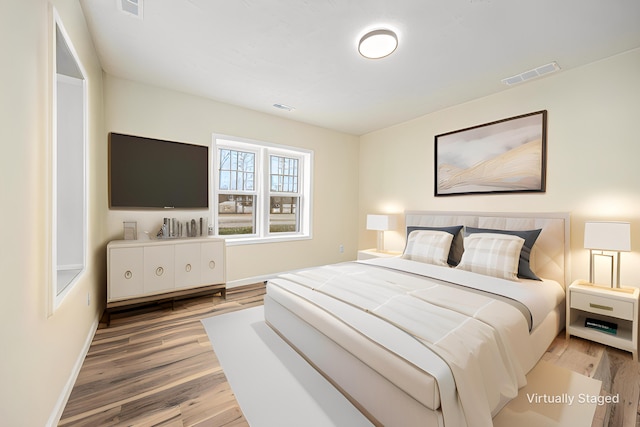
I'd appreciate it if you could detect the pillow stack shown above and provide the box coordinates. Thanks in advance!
[401,224,542,281]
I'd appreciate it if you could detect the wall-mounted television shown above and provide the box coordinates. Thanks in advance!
[109,133,209,209]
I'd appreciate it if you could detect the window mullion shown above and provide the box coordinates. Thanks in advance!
[258,147,269,237]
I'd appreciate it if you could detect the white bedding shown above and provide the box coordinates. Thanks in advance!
[363,257,565,330]
[266,257,565,427]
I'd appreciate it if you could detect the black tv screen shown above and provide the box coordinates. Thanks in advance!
[109,133,209,209]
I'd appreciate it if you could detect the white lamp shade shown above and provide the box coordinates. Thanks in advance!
[584,221,631,251]
[366,214,397,231]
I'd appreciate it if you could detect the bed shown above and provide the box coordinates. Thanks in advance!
[264,211,569,427]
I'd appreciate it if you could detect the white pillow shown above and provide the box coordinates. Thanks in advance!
[402,230,454,267]
[455,233,525,281]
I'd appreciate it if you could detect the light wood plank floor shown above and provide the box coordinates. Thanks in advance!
[543,333,640,427]
[59,284,265,427]
[59,283,639,426]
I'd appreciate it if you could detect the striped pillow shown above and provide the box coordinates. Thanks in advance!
[455,233,525,281]
[402,230,454,267]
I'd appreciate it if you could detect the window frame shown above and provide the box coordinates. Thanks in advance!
[49,9,89,314]
[211,134,313,245]
[217,146,259,237]
[266,150,303,235]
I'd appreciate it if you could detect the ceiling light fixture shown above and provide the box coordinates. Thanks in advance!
[358,29,398,59]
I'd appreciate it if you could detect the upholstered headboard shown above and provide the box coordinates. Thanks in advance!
[405,211,571,287]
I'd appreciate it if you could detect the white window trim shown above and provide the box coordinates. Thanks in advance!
[211,134,313,245]
[49,8,89,315]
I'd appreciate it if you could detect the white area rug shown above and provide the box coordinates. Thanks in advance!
[201,306,373,427]
[494,360,602,427]
[203,306,602,427]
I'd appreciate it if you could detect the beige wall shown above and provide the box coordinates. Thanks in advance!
[103,75,360,284]
[0,0,105,425]
[359,48,640,287]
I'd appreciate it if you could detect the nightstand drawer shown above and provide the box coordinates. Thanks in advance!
[571,291,634,320]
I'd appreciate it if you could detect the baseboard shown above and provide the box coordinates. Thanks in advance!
[46,313,99,427]
[227,274,276,289]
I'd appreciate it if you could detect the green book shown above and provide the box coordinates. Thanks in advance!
[585,317,618,335]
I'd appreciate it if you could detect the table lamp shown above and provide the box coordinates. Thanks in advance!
[584,221,631,287]
[366,214,397,252]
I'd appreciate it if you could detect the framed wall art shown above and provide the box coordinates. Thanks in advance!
[434,110,547,196]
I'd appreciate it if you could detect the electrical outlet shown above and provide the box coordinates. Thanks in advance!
[339,244,344,254]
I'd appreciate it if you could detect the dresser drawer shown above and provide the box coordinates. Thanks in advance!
[571,291,634,320]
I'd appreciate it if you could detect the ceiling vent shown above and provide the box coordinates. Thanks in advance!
[273,103,295,112]
[501,62,560,86]
[117,0,143,19]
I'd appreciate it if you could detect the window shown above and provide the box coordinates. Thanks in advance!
[51,11,88,312]
[217,148,256,235]
[269,155,299,233]
[213,135,312,243]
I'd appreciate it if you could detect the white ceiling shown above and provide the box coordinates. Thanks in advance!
[80,0,640,136]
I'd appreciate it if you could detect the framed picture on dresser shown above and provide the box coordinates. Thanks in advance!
[434,110,547,197]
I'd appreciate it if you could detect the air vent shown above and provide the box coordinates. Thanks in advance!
[502,62,560,86]
[273,103,295,112]
[117,0,143,19]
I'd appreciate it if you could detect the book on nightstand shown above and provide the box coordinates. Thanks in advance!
[585,317,618,335]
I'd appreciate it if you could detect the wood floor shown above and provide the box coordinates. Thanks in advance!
[59,283,640,427]
[543,334,640,427]
[58,284,265,427]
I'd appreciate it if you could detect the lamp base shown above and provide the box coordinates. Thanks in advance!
[376,230,385,253]
[589,250,622,288]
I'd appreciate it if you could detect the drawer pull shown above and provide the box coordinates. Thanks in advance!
[185,263,192,272]
[156,266,164,276]
[589,303,613,311]
[209,260,216,269]
[124,270,132,279]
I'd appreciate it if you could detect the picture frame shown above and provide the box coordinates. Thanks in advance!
[123,221,137,240]
[434,110,547,197]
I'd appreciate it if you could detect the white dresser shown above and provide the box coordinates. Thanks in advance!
[107,237,226,316]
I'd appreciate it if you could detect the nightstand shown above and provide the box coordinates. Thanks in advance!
[566,279,639,361]
[357,249,402,260]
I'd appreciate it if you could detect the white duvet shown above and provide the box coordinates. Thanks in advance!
[268,257,564,427]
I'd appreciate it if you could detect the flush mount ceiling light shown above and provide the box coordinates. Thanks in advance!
[358,29,398,59]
